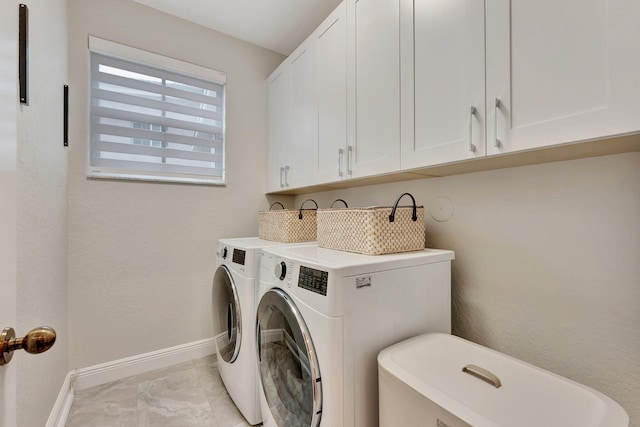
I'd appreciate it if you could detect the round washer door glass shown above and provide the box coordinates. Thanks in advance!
[212,265,241,363]
[257,288,322,427]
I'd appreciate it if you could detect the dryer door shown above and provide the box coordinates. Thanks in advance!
[257,288,322,427]
[212,265,242,363]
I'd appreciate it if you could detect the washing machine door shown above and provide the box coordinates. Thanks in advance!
[257,288,322,427]
[212,265,241,363]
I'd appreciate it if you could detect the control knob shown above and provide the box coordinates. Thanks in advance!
[275,261,287,280]
[222,247,228,259]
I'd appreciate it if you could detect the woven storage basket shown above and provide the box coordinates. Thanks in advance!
[258,199,318,243]
[317,193,425,255]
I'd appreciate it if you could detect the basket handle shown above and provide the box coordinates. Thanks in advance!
[298,199,318,219]
[269,202,285,210]
[330,199,349,208]
[389,193,418,223]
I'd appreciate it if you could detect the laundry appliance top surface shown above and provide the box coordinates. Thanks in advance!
[262,245,454,277]
[219,236,316,251]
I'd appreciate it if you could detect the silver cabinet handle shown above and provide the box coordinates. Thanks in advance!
[284,165,290,187]
[347,145,353,175]
[469,106,477,152]
[279,167,284,188]
[338,148,344,177]
[462,364,502,388]
[494,98,502,148]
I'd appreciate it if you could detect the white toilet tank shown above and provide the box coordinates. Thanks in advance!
[378,333,628,427]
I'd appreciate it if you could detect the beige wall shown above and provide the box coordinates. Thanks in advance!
[296,152,640,426]
[16,1,69,426]
[0,1,19,425]
[67,0,285,368]
[62,1,639,425]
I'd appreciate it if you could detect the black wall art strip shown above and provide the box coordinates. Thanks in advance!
[19,3,28,105]
[64,85,69,146]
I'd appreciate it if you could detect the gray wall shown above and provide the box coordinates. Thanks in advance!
[67,0,284,368]
[16,1,69,426]
[296,152,640,426]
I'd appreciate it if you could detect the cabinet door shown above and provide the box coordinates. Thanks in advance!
[316,2,348,184]
[486,0,640,155]
[287,42,317,188]
[266,67,288,192]
[353,0,401,177]
[402,0,485,169]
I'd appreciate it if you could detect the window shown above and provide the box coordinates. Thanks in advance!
[88,37,226,184]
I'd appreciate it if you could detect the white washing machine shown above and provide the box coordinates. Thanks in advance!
[256,245,455,427]
[212,237,315,425]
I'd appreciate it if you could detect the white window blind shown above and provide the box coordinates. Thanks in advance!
[89,39,226,184]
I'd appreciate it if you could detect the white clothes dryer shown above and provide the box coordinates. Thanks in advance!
[212,237,315,425]
[256,245,455,427]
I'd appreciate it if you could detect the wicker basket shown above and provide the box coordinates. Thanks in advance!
[317,193,425,255]
[258,199,318,243]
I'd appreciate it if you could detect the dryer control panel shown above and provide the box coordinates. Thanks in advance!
[298,266,328,296]
[232,249,246,265]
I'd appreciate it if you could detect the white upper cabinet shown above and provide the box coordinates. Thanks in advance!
[266,65,289,192]
[486,0,640,155]
[403,0,640,169]
[315,2,348,184]
[265,39,317,192]
[266,0,640,193]
[287,40,317,188]
[402,0,486,170]
[351,0,401,177]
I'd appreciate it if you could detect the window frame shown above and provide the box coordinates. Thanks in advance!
[87,36,227,185]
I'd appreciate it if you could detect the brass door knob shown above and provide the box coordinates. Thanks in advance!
[0,326,56,366]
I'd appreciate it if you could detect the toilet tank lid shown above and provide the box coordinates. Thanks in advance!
[378,333,628,427]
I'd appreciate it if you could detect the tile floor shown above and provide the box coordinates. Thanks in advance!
[66,354,252,427]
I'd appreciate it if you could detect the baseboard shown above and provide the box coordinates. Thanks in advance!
[74,337,216,390]
[45,370,75,427]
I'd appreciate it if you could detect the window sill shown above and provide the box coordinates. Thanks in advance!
[87,171,226,186]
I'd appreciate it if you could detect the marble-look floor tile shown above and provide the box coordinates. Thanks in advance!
[65,354,255,427]
[195,359,226,396]
[193,354,217,368]
[67,376,138,427]
[195,362,248,427]
[138,361,216,426]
